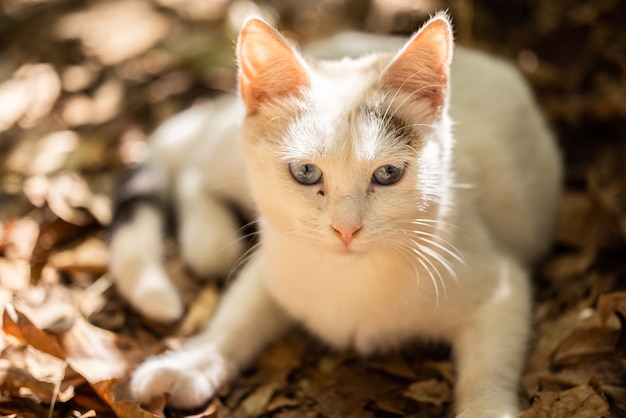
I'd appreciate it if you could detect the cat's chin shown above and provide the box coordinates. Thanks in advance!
[327,245,368,262]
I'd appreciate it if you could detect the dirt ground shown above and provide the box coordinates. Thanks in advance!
[0,0,625,417]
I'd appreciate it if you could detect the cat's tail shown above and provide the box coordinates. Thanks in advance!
[108,163,184,322]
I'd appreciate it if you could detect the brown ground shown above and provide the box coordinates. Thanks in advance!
[0,0,625,417]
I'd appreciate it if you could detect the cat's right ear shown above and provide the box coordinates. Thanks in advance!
[237,17,310,114]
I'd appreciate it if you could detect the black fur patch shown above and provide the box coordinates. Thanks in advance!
[108,165,172,237]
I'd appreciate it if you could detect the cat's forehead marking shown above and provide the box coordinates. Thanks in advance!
[283,99,419,165]
[362,104,424,148]
[279,55,424,164]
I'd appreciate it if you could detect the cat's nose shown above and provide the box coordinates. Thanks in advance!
[332,224,362,245]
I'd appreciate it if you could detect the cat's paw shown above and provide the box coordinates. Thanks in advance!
[131,350,230,410]
[124,264,184,322]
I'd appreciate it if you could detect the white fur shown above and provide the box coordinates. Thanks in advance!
[109,205,183,322]
[127,15,561,417]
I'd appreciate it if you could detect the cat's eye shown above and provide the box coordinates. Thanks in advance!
[372,164,405,185]
[289,162,323,185]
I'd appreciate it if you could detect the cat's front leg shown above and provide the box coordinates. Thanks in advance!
[452,256,531,418]
[109,203,184,322]
[131,257,292,410]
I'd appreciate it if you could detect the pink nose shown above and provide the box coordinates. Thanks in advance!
[332,225,362,245]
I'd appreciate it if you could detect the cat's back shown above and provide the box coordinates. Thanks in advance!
[449,48,562,262]
[147,94,251,209]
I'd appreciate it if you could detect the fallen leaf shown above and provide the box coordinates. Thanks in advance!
[2,305,155,417]
[266,394,302,412]
[0,63,61,132]
[176,284,219,337]
[0,218,40,261]
[597,292,626,357]
[92,379,161,418]
[60,316,132,382]
[48,236,109,275]
[403,379,452,407]
[367,356,418,380]
[241,380,282,417]
[601,383,626,417]
[3,304,67,359]
[518,385,611,418]
[4,130,80,176]
[54,0,174,65]
[550,324,619,367]
[0,362,74,404]
[597,292,626,326]
[0,258,31,292]
[46,173,97,226]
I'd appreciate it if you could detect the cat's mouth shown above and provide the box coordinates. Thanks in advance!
[330,248,365,263]
[330,240,368,258]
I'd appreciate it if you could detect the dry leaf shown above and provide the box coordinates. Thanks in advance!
[518,385,611,418]
[241,380,282,416]
[367,356,418,380]
[4,130,80,176]
[92,379,161,418]
[54,0,173,65]
[597,292,626,357]
[2,305,155,416]
[48,236,109,275]
[403,379,452,407]
[176,284,219,337]
[0,218,40,261]
[0,63,61,132]
[0,362,74,404]
[60,316,133,382]
[597,292,626,325]
[550,324,619,367]
[3,305,68,359]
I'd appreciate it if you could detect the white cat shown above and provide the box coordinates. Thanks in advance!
[109,12,562,417]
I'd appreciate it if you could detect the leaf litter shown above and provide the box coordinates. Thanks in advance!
[1,0,626,417]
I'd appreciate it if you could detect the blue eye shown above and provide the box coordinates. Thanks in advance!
[372,164,404,185]
[289,162,323,185]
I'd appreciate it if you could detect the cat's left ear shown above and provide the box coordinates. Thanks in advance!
[237,17,310,114]
[382,12,453,114]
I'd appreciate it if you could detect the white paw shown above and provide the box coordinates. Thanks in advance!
[131,350,230,410]
[109,206,184,322]
[112,262,184,322]
[132,274,184,322]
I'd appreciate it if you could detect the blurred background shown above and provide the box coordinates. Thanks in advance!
[0,0,625,417]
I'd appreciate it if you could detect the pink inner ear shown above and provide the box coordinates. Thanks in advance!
[382,16,453,111]
[237,18,309,114]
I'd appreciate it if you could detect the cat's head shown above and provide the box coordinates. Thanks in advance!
[236,13,455,256]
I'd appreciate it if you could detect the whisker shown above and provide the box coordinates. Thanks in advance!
[408,219,472,234]
[419,243,458,284]
[227,241,262,282]
[412,247,441,307]
[403,230,465,266]
[223,228,260,251]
